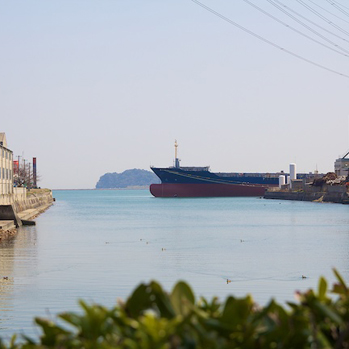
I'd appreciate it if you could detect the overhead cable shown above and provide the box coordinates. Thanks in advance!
[326,0,349,17]
[306,0,349,24]
[190,0,349,79]
[331,0,349,11]
[296,0,349,37]
[242,0,349,57]
[272,0,349,44]
[270,0,349,51]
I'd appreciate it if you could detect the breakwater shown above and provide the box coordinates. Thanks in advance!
[0,189,53,233]
[264,184,348,204]
[12,189,53,216]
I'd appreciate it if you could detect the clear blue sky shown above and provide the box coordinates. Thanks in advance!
[1,0,348,189]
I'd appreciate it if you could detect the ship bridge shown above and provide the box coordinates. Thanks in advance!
[178,166,210,172]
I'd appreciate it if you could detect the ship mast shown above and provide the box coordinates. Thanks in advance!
[174,140,180,168]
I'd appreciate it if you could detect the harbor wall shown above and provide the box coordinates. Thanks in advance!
[12,189,53,213]
[0,189,53,228]
[264,184,348,203]
[0,205,22,227]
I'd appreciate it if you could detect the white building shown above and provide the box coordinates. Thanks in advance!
[334,151,349,177]
[0,133,14,204]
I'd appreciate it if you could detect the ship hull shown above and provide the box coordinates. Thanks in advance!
[150,183,271,198]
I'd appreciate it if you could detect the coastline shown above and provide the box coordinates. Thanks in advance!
[0,227,17,241]
[0,189,54,241]
[264,182,349,204]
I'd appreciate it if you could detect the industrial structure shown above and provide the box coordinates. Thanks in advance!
[334,151,349,177]
[0,132,53,231]
[267,152,349,204]
[0,132,37,205]
[0,133,14,204]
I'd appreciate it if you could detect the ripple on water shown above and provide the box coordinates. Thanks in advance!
[0,190,348,338]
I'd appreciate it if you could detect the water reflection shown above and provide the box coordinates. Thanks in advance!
[0,191,349,339]
[0,237,16,330]
[0,226,37,332]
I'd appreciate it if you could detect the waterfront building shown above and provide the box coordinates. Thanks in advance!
[0,133,14,204]
[334,151,349,177]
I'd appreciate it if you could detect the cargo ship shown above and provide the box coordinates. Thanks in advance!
[150,141,282,198]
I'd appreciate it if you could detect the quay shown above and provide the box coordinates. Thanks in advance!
[264,155,349,204]
[0,188,54,236]
[264,183,348,204]
[0,132,53,239]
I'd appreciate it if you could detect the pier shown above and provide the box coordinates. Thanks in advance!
[264,176,349,204]
[0,189,53,238]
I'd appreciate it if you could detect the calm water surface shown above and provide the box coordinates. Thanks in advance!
[0,189,348,338]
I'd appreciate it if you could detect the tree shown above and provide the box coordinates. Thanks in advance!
[13,159,40,189]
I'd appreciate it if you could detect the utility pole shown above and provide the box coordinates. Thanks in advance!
[33,157,37,188]
[28,163,31,189]
[23,159,26,187]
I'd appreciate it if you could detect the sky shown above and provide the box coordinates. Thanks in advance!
[1,0,349,189]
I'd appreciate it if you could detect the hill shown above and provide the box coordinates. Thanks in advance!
[95,169,159,189]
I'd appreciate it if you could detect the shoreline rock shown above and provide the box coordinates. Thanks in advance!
[0,228,17,241]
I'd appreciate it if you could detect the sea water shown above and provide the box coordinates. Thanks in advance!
[0,189,348,339]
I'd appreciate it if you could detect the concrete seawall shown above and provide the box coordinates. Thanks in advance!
[264,185,348,204]
[0,189,54,237]
[13,189,53,218]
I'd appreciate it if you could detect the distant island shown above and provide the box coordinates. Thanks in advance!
[95,169,160,189]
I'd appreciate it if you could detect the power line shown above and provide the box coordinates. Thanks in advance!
[272,0,349,44]
[326,0,349,17]
[297,0,349,37]
[242,0,349,58]
[306,0,349,24]
[331,0,349,12]
[270,0,349,52]
[190,0,349,79]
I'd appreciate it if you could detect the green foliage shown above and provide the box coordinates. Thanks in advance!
[2,270,349,348]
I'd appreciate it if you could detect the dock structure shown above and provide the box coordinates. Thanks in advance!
[335,152,349,177]
[0,189,54,235]
[0,220,16,231]
[264,186,348,204]
[265,173,349,204]
[0,133,53,238]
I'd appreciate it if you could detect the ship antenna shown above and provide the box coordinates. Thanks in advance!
[174,140,180,168]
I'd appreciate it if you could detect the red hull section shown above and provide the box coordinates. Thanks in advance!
[150,183,270,198]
